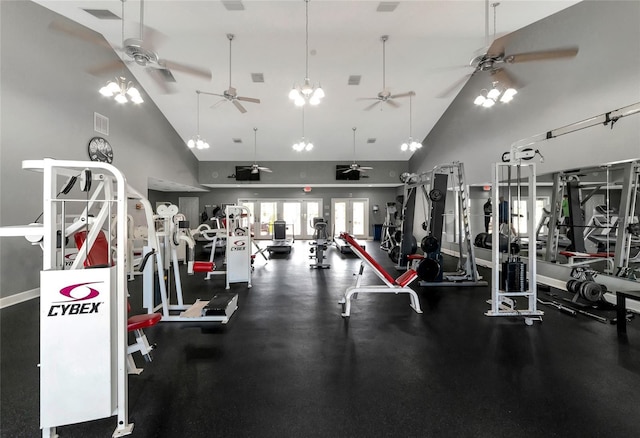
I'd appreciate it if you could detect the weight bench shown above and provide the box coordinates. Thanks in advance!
[339,232,422,317]
[559,250,615,273]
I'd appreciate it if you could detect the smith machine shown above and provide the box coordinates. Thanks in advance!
[396,162,486,286]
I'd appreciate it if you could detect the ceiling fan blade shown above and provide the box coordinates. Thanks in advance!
[48,20,114,50]
[237,96,261,104]
[146,68,175,94]
[359,166,373,171]
[389,91,414,99]
[233,100,248,114]
[159,59,212,80]
[258,167,273,173]
[356,97,380,101]
[363,101,381,111]
[86,59,126,76]
[251,168,259,174]
[491,68,520,90]
[342,168,354,173]
[210,98,228,109]
[486,34,511,58]
[386,99,400,108]
[505,47,579,64]
[436,73,473,98]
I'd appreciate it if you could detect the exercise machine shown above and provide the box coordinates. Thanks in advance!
[267,220,293,254]
[380,202,399,251]
[486,152,543,325]
[309,217,330,268]
[0,159,142,437]
[338,232,422,317]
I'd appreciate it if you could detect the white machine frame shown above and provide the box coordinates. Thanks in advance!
[0,159,136,437]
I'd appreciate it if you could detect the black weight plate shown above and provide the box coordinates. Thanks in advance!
[421,235,439,253]
[429,189,443,202]
[394,230,402,242]
[421,221,428,231]
[389,246,400,264]
[475,233,488,248]
[416,257,441,282]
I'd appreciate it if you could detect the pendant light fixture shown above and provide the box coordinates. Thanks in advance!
[292,107,314,151]
[400,92,422,152]
[187,90,210,150]
[288,0,324,107]
[98,0,143,104]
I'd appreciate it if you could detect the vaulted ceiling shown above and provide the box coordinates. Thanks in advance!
[34,0,581,163]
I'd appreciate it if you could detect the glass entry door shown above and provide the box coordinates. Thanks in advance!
[237,198,322,240]
[331,198,369,239]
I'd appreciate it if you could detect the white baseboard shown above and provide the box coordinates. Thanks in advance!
[0,288,40,309]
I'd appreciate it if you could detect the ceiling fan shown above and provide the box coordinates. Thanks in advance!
[343,127,373,174]
[209,34,261,114]
[437,3,578,98]
[240,128,272,174]
[49,0,211,93]
[358,35,414,111]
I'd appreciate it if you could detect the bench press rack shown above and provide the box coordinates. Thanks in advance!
[338,232,422,317]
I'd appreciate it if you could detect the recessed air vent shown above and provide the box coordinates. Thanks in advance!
[376,2,399,12]
[348,75,361,86]
[251,73,264,83]
[222,1,245,11]
[83,9,120,20]
[94,112,109,135]
[232,138,243,144]
[367,138,376,144]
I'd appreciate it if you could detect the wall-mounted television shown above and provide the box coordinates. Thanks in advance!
[336,165,360,181]
[235,166,260,181]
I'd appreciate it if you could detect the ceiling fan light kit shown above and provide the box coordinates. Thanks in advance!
[99,76,143,104]
[188,90,210,150]
[289,0,324,107]
[474,82,517,107]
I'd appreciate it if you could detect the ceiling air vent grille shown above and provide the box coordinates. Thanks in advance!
[251,73,265,83]
[222,1,245,11]
[367,138,376,144]
[348,75,361,86]
[94,112,109,135]
[376,2,399,12]
[83,9,120,20]
[232,138,243,144]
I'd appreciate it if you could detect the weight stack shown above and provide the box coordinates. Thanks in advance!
[501,260,527,292]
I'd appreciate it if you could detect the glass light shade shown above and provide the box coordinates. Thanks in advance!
[114,93,128,104]
[294,96,305,107]
[99,85,114,97]
[309,95,320,106]
[305,142,313,151]
[314,86,325,99]
[482,98,495,108]
[288,88,299,100]
[487,87,501,100]
[400,143,409,152]
[130,95,144,104]
[500,88,517,103]
[107,81,121,94]
[187,139,196,149]
[473,95,486,106]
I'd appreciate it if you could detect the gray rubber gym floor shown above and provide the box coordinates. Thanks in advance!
[2,240,639,437]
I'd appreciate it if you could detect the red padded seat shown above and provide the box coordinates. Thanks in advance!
[193,261,215,273]
[128,313,162,331]
[395,270,418,287]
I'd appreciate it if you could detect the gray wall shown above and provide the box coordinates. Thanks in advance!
[199,160,407,185]
[163,187,400,237]
[407,1,640,238]
[410,1,640,184]
[0,1,200,298]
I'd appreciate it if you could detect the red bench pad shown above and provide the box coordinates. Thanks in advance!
[395,270,418,287]
[193,261,215,272]
[340,232,396,285]
[560,251,614,258]
[127,313,161,331]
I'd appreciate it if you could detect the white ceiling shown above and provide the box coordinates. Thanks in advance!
[35,0,581,163]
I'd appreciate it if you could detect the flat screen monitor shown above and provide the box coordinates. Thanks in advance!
[235,166,260,181]
[336,165,360,181]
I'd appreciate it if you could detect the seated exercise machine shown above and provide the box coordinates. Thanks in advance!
[141,204,239,323]
[338,232,422,317]
[267,220,293,254]
[0,159,144,436]
[309,217,330,268]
